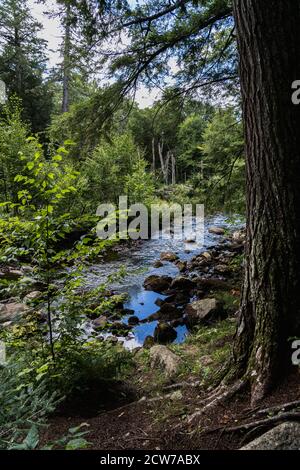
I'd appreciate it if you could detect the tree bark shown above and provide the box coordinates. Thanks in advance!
[232,0,300,402]
[14,26,22,94]
[171,154,176,184]
[152,137,156,171]
[61,5,71,113]
[158,139,170,184]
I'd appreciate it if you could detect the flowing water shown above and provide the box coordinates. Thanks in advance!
[83,213,244,349]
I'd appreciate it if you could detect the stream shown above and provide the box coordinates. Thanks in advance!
[82,213,244,349]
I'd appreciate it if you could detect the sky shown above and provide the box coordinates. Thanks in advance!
[28,0,159,108]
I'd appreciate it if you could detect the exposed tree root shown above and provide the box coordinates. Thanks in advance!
[97,394,166,417]
[187,379,247,425]
[223,411,300,433]
[163,380,202,391]
[255,400,300,417]
[239,425,266,446]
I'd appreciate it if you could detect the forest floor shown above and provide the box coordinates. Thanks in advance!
[40,228,300,450]
[2,220,299,449]
[41,363,300,450]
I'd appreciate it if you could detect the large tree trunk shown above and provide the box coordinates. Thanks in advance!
[232,0,300,402]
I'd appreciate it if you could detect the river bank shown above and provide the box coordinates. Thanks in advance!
[2,216,299,451]
[40,245,299,450]
[0,214,244,348]
[40,219,299,451]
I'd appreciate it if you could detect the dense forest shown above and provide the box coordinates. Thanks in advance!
[0,0,299,455]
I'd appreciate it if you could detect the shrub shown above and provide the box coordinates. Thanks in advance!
[0,354,59,450]
[125,158,155,205]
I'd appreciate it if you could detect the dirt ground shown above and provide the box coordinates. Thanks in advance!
[41,369,300,450]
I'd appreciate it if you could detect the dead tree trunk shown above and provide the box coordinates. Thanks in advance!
[171,154,176,185]
[152,137,156,172]
[158,139,170,184]
[62,5,71,113]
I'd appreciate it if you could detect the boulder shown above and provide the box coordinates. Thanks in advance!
[193,289,205,299]
[201,251,213,261]
[143,335,155,349]
[154,322,177,344]
[24,291,42,302]
[155,294,176,306]
[170,276,195,291]
[173,292,191,305]
[144,303,183,323]
[175,261,187,273]
[19,276,47,292]
[143,275,173,293]
[216,255,231,264]
[209,226,225,235]
[240,422,300,450]
[150,345,182,377]
[226,243,244,253]
[160,252,179,262]
[159,302,182,319]
[184,235,196,243]
[121,308,135,316]
[189,259,208,269]
[232,229,246,244]
[0,302,28,323]
[36,309,48,323]
[196,278,231,292]
[153,260,164,268]
[22,265,34,274]
[128,315,140,326]
[170,318,186,328]
[214,264,230,274]
[154,298,165,307]
[93,315,107,329]
[185,298,223,326]
[109,321,132,334]
[0,268,23,280]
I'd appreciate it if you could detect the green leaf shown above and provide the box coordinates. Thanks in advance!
[81,237,92,245]
[8,443,28,450]
[23,425,39,449]
[57,147,68,154]
[14,174,25,182]
[36,363,49,374]
[65,438,89,450]
[69,423,89,435]
[9,426,40,450]
[63,139,75,146]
